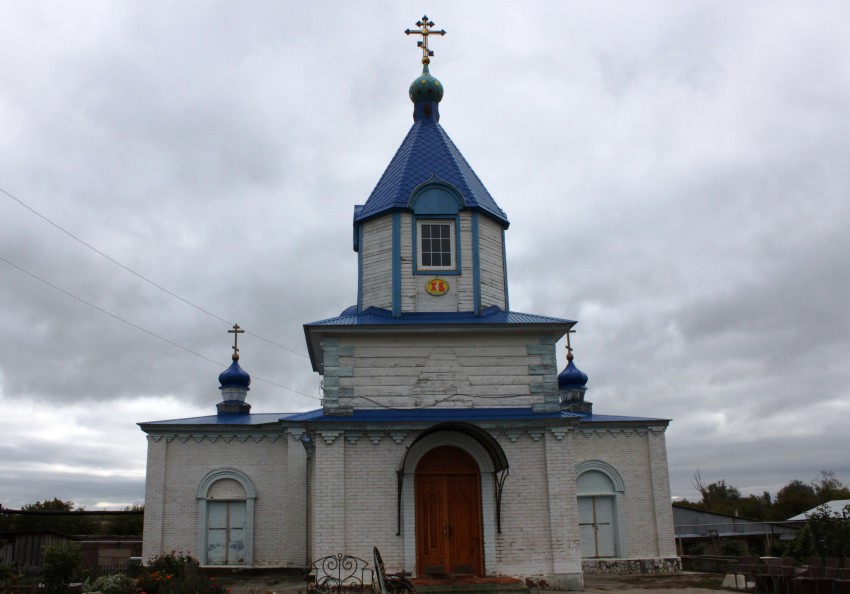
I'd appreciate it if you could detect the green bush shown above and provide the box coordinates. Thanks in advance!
[787,504,850,562]
[684,542,705,555]
[720,540,747,557]
[42,541,83,594]
[1,561,22,586]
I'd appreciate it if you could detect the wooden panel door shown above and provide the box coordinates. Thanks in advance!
[417,476,447,573]
[415,446,482,576]
[446,474,480,575]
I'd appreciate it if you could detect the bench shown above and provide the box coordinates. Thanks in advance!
[373,547,416,594]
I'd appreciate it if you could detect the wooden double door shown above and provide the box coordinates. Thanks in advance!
[415,446,483,576]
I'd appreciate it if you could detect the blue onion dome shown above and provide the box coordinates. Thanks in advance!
[558,356,588,389]
[219,355,251,389]
[409,64,444,104]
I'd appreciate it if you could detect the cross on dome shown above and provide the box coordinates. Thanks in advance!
[404,15,446,65]
[228,323,244,360]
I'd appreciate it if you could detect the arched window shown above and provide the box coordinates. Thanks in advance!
[196,469,256,566]
[408,180,464,275]
[576,461,625,559]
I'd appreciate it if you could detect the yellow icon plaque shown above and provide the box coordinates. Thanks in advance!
[425,278,449,296]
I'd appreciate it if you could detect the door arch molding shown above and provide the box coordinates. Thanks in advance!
[196,468,256,566]
[576,460,626,559]
[397,427,502,576]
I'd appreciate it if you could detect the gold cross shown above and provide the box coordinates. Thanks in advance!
[228,324,245,359]
[565,329,575,362]
[404,15,446,65]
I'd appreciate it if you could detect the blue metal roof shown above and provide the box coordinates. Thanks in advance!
[283,408,666,424]
[579,413,670,423]
[138,410,667,428]
[139,412,287,427]
[306,305,574,328]
[282,407,581,423]
[354,118,509,227]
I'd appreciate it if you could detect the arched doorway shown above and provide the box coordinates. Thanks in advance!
[415,445,482,576]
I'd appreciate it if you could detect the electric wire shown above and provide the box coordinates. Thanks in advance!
[0,185,307,358]
[0,255,320,401]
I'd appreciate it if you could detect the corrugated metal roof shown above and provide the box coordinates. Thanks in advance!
[354,118,509,226]
[579,413,670,423]
[139,412,287,426]
[139,410,666,428]
[787,499,850,521]
[282,407,581,423]
[306,305,574,328]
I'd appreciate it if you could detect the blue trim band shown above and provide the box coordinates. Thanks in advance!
[357,225,363,313]
[502,227,510,311]
[472,212,481,316]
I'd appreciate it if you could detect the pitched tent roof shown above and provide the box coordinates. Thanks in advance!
[353,117,509,227]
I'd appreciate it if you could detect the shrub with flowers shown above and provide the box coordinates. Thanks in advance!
[82,572,136,594]
[1,561,23,588]
[134,552,228,594]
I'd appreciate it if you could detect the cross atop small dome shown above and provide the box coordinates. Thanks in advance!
[217,324,252,414]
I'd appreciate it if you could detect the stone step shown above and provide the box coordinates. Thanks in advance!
[410,577,531,594]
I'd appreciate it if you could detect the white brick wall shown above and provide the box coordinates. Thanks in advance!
[570,427,676,559]
[142,421,674,586]
[141,430,303,567]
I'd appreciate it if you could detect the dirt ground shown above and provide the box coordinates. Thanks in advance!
[582,571,726,591]
[215,571,729,594]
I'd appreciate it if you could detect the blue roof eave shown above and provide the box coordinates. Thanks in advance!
[353,204,509,229]
[138,412,290,429]
[280,407,582,424]
[302,306,576,373]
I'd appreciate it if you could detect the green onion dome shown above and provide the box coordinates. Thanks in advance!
[409,65,444,104]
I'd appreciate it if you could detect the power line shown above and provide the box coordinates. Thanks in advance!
[0,185,307,358]
[0,255,320,401]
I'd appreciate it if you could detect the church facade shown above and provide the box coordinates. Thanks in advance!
[140,19,678,590]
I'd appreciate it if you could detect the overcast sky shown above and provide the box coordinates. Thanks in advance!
[1,1,848,511]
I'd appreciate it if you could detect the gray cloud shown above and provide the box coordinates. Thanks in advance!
[1,1,848,508]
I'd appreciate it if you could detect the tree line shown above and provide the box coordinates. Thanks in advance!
[677,470,850,521]
[0,498,143,536]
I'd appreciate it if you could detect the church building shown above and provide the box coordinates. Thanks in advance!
[139,18,678,590]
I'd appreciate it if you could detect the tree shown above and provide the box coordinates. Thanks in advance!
[684,470,850,521]
[99,504,144,536]
[692,471,742,514]
[8,499,97,535]
[736,491,773,521]
[813,471,850,503]
[774,480,818,521]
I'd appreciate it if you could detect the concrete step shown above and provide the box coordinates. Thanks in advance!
[410,577,531,594]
